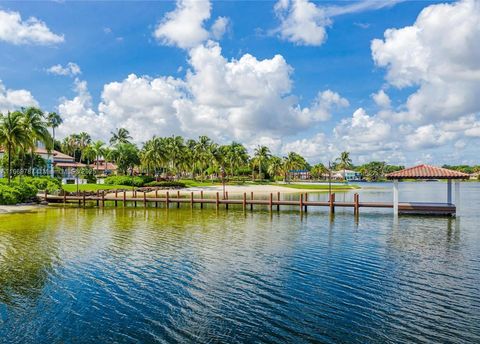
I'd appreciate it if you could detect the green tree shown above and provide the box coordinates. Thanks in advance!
[91,140,106,172]
[267,156,283,179]
[336,151,353,180]
[110,128,132,146]
[310,163,328,180]
[47,112,62,144]
[109,143,140,175]
[253,145,271,180]
[21,107,52,174]
[283,152,307,182]
[0,112,30,183]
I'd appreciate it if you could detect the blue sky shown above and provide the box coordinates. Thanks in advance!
[0,0,479,165]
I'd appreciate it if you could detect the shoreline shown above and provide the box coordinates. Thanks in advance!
[0,204,44,214]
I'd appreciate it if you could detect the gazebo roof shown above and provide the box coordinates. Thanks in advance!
[386,164,469,180]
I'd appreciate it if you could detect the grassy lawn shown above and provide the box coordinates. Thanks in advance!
[62,184,134,192]
[277,183,360,191]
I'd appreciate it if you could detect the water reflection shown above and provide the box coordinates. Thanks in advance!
[0,183,479,343]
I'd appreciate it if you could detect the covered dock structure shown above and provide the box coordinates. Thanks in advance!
[386,164,469,216]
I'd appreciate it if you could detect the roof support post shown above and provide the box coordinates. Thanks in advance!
[447,179,452,204]
[455,180,460,210]
[393,179,399,216]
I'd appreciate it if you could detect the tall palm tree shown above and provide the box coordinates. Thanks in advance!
[194,136,213,180]
[77,132,91,161]
[336,151,353,181]
[110,128,132,146]
[225,142,248,177]
[253,145,271,180]
[267,156,283,179]
[21,107,52,175]
[0,112,30,183]
[47,112,62,144]
[91,140,105,172]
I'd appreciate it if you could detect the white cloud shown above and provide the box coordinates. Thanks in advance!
[0,10,64,45]
[281,133,331,160]
[372,89,391,108]
[47,62,81,77]
[405,124,457,150]
[210,16,230,40]
[0,80,38,113]
[274,0,330,46]
[57,79,109,139]
[55,42,345,147]
[154,0,211,49]
[273,0,400,46]
[334,108,392,153]
[372,0,480,122]
[298,89,349,122]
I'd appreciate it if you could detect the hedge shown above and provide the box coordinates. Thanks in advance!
[0,177,61,205]
[104,176,154,187]
[144,181,186,188]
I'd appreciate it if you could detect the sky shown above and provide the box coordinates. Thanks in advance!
[0,0,479,166]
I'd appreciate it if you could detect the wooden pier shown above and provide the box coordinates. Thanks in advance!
[38,189,457,216]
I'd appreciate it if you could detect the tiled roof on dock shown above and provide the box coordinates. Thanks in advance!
[386,164,469,179]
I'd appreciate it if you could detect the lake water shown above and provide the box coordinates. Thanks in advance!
[1,182,479,343]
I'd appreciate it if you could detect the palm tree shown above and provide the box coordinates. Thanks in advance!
[336,151,353,181]
[267,156,283,180]
[47,112,62,144]
[310,163,328,180]
[110,128,132,146]
[0,112,30,183]
[166,135,185,178]
[91,140,105,172]
[225,142,248,177]
[21,107,52,175]
[82,144,96,165]
[109,143,140,175]
[194,136,213,180]
[253,145,271,180]
[61,134,79,161]
[283,152,307,182]
[77,132,91,161]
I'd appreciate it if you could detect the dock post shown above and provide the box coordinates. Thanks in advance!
[155,189,158,208]
[44,189,48,203]
[123,191,126,207]
[134,190,137,207]
[277,192,280,211]
[250,192,254,211]
[63,190,66,204]
[101,191,105,207]
[83,191,86,207]
[166,191,169,208]
[200,191,204,209]
[177,190,180,208]
[269,193,273,212]
[300,193,304,213]
[143,191,147,208]
[329,193,335,214]
[115,190,118,207]
[96,190,99,207]
[243,192,246,211]
[190,192,194,209]
[225,192,229,210]
[216,192,219,211]
[393,179,399,215]
[354,193,360,216]
[304,193,308,212]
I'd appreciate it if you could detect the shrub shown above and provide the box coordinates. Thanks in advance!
[104,175,154,187]
[0,184,21,205]
[144,181,186,188]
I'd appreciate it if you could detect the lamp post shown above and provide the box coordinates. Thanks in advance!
[328,161,332,199]
[72,168,79,194]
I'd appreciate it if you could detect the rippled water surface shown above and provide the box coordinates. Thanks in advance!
[1,182,479,343]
